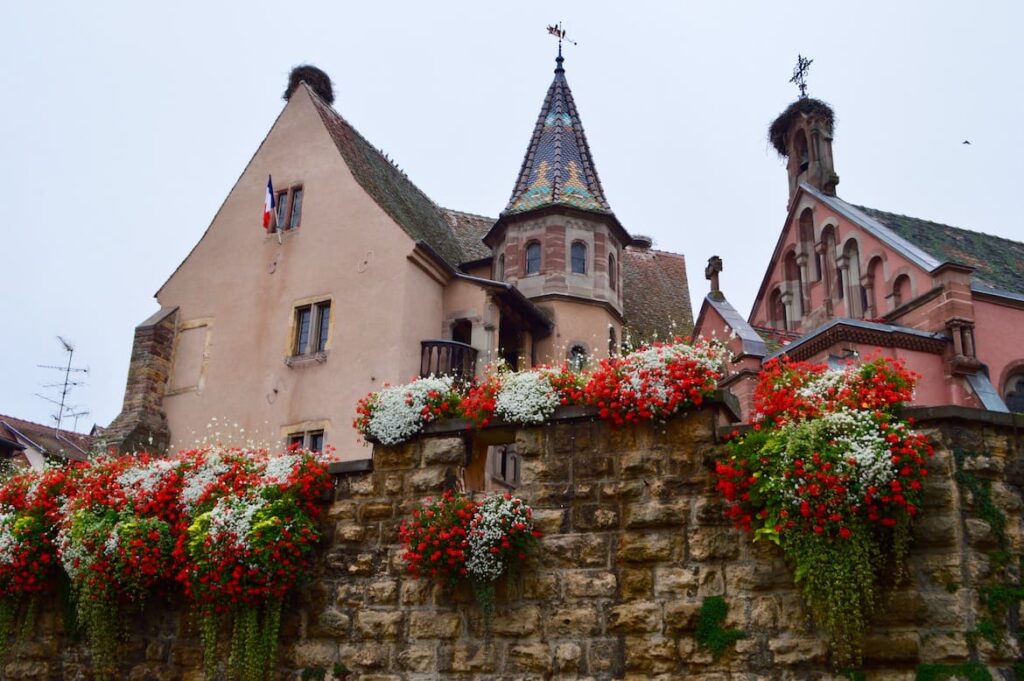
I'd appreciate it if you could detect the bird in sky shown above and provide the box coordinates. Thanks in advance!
[962,140,971,145]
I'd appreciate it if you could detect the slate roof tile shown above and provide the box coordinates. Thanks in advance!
[0,415,91,462]
[621,248,694,345]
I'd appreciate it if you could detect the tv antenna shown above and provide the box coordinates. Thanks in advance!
[35,336,90,435]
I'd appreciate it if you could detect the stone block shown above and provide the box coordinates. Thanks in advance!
[918,632,968,661]
[408,611,460,639]
[575,454,614,479]
[688,526,740,560]
[447,641,497,673]
[547,605,602,637]
[621,451,661,476]
[653,566,699,595]
[749,596,779,629]
[617,533,675,562]
[522,456,571,482]
[912,513,958,547]
[543,533,610,567]
[293,640,339,667]
[862,631,920,662]
[600,480,646,499]
[565,570,618,598]
[607,601,662,633]
[620,567,653,598]
[574,504,620,531]
[623,635,677,673]
[508,642,551,672]
[355,611,404,639]
[375,444,417,469]
[399,578,431,606]
[588,637,623,675]
[522,570,560,599]
[339,642,389,669]
[489,605,541,637]
[421,437,464,464]
[553,642,582,673]
[964,517,997,548]
[725,561,789,591]
[397,644,437,672]
[514,429,546,457]
[768,637,827,665]
[335,522,366,543]
[366,580,398,605]
[313,607,351,637]
[407,468,447,493]
[359,501,394,521]
[625,500,687,529]
[664,600,701,631]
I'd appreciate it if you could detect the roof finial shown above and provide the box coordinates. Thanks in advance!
[547,22,575,74]
[789,54,813,99]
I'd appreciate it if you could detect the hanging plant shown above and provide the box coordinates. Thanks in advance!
[584,337,728,426]
[177,448,332,681]
[714,356,931,665]
[58,454,182,679]
[399,491,540,621]
[462,364,585,427]
[0,466,76,661]
[353,376,462,445]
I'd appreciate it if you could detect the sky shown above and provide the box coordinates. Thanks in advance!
[2,1,1022,433]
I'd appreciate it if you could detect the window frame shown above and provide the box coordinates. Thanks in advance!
[568,344,588,372]
[608,253,617,291]
[292,299,331,357]
[525,241,542,275]
[271,184,304,232]
[570,241,588,274]
[287,429,325,452]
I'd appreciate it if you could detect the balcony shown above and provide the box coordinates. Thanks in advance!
[420,340,477,381]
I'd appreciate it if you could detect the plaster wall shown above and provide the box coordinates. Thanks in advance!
[155,86,440,459]
[973,298,1024,395]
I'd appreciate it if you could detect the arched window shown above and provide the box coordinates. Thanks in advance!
[608,253,617,291]
[798,209,818,280]
[794,131,810,172]
[820,225,837,300]
[570,241,587,274]
[496,253,505,281]
[865,257,883,317]
[893,274,912,307]
[769,289,787,331]
[608,327,618,357]
[843,239,863,316]
[1005,373,1024,413]
[783,250,803,322]
[568,344,588,372]
[525,242,541,275]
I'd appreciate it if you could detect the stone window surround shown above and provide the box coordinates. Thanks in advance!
[285,294,334,365]
[280,419,330,452]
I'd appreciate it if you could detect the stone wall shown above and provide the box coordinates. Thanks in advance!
[7,404,1024,680]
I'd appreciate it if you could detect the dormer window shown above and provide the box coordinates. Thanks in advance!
[525,242,541,275]
[570,242,587,274]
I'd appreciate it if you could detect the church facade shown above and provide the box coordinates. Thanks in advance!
[695,95,1024,418]
[104,61,692,458]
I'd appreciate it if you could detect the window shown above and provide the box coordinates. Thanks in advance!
[571,241,587,274]
[293,300,331,355]
[893,274,912,307]
[489,445,520,488]
[568,344,588,372]
[1005,374,1024,413]
[608,253,617,291]
[496,254,505,281]
[525,242,541,275]
[287,429,324,452]
[272,185,304,232]
[608,327,618,357]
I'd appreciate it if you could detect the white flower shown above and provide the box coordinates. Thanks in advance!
[181,450,232,512]
[365,375,456,445]
[262,453,300,485]
[494,370,561,424]
[117,458,178,502]
[208,493,268,555]
[0,506,17,567]
[466,495,535,583]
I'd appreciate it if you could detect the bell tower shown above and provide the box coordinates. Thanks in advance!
[769,56,840,208]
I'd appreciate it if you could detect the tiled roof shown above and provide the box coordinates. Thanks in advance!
[750,325,801,355]
[621,248,693,345]
[855,205,1024,297]
[441,209,493,262]
[306,86,469,267]
[0,415,91,462]
[504,54,611,216]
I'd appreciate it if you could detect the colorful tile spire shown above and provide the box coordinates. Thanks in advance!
[504,51,612,216]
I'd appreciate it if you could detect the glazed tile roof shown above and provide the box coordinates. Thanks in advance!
[504,54,612,216]
[0,415,91,462]
[306,85,470,267]
[854,205,1024,297]
[621,247,693,345]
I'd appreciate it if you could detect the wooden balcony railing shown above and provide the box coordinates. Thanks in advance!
[420,340,478,381]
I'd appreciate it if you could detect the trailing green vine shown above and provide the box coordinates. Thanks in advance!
[915,661,993,681]
[695,596,745,659]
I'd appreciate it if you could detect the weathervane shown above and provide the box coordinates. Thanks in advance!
[546,22,577,57]
[790,54,813,99]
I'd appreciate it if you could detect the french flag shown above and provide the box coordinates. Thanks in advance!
[263,175,276,230]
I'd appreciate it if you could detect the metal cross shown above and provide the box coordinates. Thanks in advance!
[790,54,813,99]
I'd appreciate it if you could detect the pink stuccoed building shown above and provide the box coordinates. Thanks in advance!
[694,96,1024,420]
[104,61,692,459]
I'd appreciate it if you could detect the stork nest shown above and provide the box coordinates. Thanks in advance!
[768,98,835,156]
[283,65,334,105]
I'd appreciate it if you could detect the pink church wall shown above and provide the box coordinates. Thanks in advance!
[974,299,1024,394]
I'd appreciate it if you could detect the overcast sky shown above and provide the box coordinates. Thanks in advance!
[2,1,1022,432]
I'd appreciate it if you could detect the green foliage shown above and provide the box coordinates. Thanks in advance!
[301,667,327,680]
[843,671,866,681]
[784,524,879,666]
[695,596,745,660]
[953,450,1007,552]
[222,599,283,681]
[967,618,1001,647]
[0,597,17,662]
[915,661,993,681]
[1014,661,1024,679]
